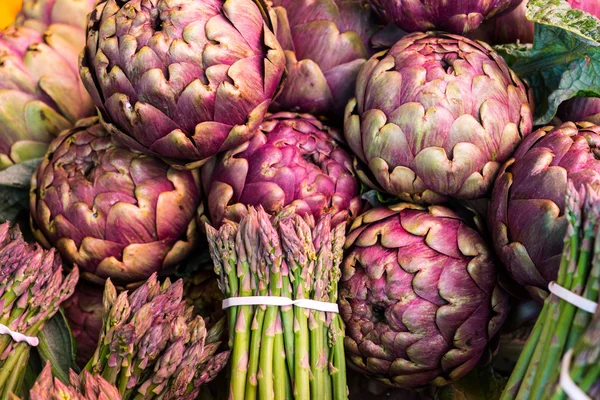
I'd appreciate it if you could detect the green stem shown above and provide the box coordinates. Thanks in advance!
[245,306,266,400]
[231,304,253,400]
[294,305,311,400]
[273,314,287,400]
[331,316,348,400]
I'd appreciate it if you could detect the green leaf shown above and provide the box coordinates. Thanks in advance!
[0,158,42,223]
[36,311,78,384]
[495,0,600,125]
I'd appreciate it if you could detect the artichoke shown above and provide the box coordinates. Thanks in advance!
[0,24,94,169]
[470,0,600,45]
[558,97,600,125]
[17,0,96,32]
[365,0,523,34]
[80,0,286,170]
[344,32,533,204]
[269,0,380,120]
[202,112,362,228]
[183,268,225,328]
[340,204,509,388]
[30,117,202,286]
[62,282,104,368]
[488,122,600,301]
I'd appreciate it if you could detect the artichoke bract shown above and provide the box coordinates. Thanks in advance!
[30,117,202,286]
[0,24,94,169]
[488,122,600,301]
[17,0,96,32]
[269,0,380,120]
[340,204,509,388]
[63,282,104,368]
[558,97,600,125]
[366,0,523,34]
[201,112,362,228]
[344,32,533,204]
[80,0,286,169]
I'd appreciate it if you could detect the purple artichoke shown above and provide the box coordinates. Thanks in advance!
[269,0,380,120]
[80,0,286,169]
[30,117,202,286]
[365,0,523,34]
[62,282,104,368]
[558,97,600,125]
[344,32,533,204]
[488,122,600,301]
[17,0,96,32]
[0,24,94,169]
[201,112,362,228]
[470,0,600,45]
[340,204,509,388]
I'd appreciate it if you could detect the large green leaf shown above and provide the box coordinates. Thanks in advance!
[496,0,600,124]
[36,311,78,384]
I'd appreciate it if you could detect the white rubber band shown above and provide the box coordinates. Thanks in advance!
[223,296,339,313]
[561,349,592,400]
[548,282,598,314]
[0,323,38,347]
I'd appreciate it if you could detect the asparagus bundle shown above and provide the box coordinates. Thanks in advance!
[501,184,600,400]
[13,361,121,400]
[206,206,347,400]
[85,273,230,400]
[549,306,600,399]
[0,222,79,398]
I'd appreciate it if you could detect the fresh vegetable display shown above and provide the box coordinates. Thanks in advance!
[201,112,362,228]
[0,0,600,398]
[340,204,509,388]
[207,206,347,400]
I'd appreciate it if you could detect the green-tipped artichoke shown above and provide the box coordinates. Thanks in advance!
[30,117,203,286]
[0,24,94,169]
[340,204,509,388]
[344,32,533,204]
[80,0,286,169]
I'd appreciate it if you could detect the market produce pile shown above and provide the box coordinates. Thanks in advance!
[1,0,600,399]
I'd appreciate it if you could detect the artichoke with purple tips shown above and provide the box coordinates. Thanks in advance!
[201,112,362,228]
[30,117,202,286]
[80,0,286,169]
[366,0,524,34]
[0,24,94,169]
[344,32,533,204]
[488,122,600,301]
[340,203,509,388]
[558,97,600,125]
[269,0,380,119]
[17,0,96,32]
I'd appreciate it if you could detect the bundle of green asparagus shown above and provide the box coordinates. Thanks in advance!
[501,184,600,400]
[549,306,600,399]
[0,222,79,398]
[14,361,121,400]
[85,273,230,400]
[206,206,347,400]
